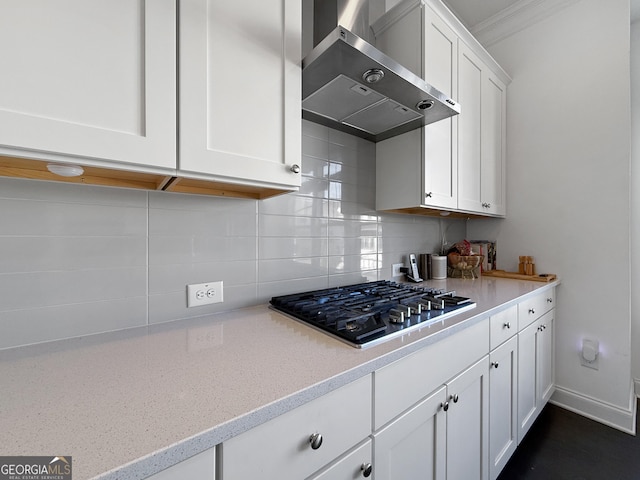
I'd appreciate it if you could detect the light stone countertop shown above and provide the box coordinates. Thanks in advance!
[0,277,559,480]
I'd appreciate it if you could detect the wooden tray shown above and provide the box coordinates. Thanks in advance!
[482,270,557,282]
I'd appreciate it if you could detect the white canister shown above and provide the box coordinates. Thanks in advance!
[431,255,447,279]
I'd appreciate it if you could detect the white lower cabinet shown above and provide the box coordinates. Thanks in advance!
[517,308,555,442]
[146,449,215,480]
[373,386,447,480]
[488,335,518,480]
[221,375,371,480]
[445,357,490,480]
[373,356,489,480]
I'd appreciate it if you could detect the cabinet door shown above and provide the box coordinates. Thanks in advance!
[537,311,555,404]
[517,319,539,442]
[0,0,176,171]
[457,42,483,213]
[489,336,518,480]
[179,0,301,190]
[373,386,447,480]
[481,72,506,216]
[445,356,489,480]
[146,449,215,480]
[422,6,458,210]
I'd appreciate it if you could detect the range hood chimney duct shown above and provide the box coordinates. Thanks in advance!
[302,0,460,142]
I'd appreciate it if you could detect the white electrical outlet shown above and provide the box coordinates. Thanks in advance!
[187,281,224,307]
[392,263,404,277]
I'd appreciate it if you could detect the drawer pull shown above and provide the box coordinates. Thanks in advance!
[450,394,459,403]
[529,308,535,315]
[290,164,301,174]
[547,297,553,303]
[309,432,323,450]
[361,463,373,477]
[491,361,499,369]
[503,322,511,329]
[440,401,449,412]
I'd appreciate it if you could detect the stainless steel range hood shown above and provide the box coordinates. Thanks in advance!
[302,0,460,142]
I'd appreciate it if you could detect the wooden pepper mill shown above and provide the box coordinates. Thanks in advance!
[518,256,536,276]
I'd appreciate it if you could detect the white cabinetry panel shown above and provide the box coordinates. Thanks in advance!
[373,386,447,480]
[222,375,371,479]
[179,0,301,190]
[0,0,176,171]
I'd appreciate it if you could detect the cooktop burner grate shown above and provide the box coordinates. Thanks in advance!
[270,280,475,348]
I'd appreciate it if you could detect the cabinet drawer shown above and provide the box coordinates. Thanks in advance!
[518,288,555,330]
[222,375,371,480]
[374,320,489,430]
[306,439,372,480]
[490,305,517,350]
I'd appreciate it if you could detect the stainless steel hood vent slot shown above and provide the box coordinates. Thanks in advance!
[343,98,422,135]
[302,74,385,122]
[302,0,461,142]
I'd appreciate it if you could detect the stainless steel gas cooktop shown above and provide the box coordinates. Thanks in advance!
[270,280,476,348]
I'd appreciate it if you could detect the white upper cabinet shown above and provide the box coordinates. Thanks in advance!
[178,0,302,192]
[374,0,509,218]
[457,42,507,216]
[375,2,458,212]
[0,0,176,172]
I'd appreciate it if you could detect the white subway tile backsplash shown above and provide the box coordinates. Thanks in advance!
[328,237,378,256]
[302,119,329,141]
[301,155,330,178]
[0,268,147,311]
[257,277,329,302]
[0,177,147,207]
[259,237,329,260]
[0,199,147,236]
[302,134,329,160]
[148,284,258,324]
[258,257,329,283]
[0,124,464,349]
[148,236,256,265]
[258,214,328,238]
[0,298,147,349]
[0,237,147,273]
[259,194,329,218]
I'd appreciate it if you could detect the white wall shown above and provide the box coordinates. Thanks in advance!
[631,18,640,393]
[469,0,634,430]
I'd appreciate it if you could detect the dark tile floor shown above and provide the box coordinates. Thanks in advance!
[497,401,639,480]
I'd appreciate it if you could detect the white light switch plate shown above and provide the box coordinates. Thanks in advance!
[187,281,224,307]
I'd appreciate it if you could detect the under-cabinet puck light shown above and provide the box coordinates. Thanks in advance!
[46,163,84,177]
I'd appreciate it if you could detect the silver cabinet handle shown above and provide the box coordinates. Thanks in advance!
[450,394,459,403]
[491,361,499,369]
[361,463,373,478]
[290,164,301,174]
[425,192,433,198]
[529,308,535,314]
[309,432,323,450]
[503,322,511,329]
[440,401,449,412]
[547,297,553,303]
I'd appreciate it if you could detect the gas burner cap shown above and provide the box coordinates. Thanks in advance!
[345,321,361,332]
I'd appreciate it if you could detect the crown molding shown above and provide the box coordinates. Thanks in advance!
[471,0,582,47]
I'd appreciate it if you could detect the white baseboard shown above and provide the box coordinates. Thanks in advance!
[550,386,636,434]
[634,378,640,397]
